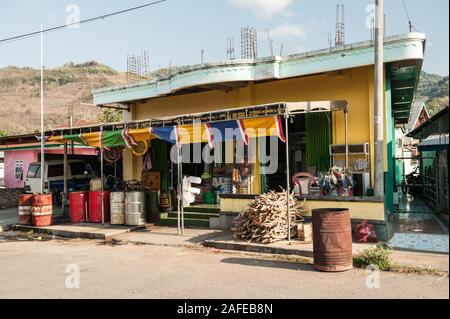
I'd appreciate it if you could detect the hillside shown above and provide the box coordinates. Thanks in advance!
[0,61,126,136]
[1,64,448,136]
[416,71,449,115]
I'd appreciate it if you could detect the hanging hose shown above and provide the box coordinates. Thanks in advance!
[132,140,148,157]
[104,146,124,163]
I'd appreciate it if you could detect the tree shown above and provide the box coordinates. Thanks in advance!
[97,108,123,123]
[0,129,8,137]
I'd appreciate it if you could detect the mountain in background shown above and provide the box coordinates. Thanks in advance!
[0,61,126,136]
[0,63,448,136]
[416,71,449,115]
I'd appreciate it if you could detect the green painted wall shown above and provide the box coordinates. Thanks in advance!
[385,64,395,213]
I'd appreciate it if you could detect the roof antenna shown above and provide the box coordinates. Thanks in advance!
[335,3,345,46]
[402,0,416,32]
[265,28,274,56]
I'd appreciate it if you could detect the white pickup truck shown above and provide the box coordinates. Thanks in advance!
[25,160,91,203]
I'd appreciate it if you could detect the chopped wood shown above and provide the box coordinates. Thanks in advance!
[231,191,306,244]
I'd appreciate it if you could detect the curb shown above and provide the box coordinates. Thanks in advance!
[203,240,314,258]
[0,224,13,232]
[11,224,146,240]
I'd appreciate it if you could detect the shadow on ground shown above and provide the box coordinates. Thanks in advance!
[220,256,316,272]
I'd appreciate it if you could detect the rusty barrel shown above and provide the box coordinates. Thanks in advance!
[312,208,353,272]
[69,192,88,224]
[110,192,125,225]
[31,194,53,227]
[88,191,110,223]
[18,194,33,225]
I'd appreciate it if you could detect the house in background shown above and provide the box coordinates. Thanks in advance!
[407,106,449,223]
[0,135,97,189]
[394,101,430,188]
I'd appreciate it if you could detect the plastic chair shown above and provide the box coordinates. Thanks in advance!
[292,172,317,195]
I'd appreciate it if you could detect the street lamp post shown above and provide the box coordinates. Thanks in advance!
[40,25,45,195]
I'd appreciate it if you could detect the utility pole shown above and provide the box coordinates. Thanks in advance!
[374,0,384,197]
[40,25,45,195]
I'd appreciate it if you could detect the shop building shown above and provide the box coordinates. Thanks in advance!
[46,32,427,241]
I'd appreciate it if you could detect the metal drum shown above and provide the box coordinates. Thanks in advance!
[31,194,53,227]
[88,191,110,223]
[312,208,353,272]
[159,191,173,212]
[125,192,146,226]
[69,192,88,224]
[18,194,33,225]
[110,192,125,225]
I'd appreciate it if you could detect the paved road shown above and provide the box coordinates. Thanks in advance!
[0,238,447,299]
[0,207,18,230]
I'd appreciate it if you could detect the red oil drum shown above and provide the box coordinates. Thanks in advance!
[88,191,110,223]
[18,194,33,225]
[312,208,353,272]
[31,194,53,227]
[69,192,88,224]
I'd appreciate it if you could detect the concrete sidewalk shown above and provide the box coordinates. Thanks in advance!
[12,223,145,240]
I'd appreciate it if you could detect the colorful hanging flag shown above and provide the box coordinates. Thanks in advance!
[152,126,179,145]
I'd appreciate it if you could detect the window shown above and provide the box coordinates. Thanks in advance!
[15,161,24,181]
[27,164,41,178]
[70,162,86,176]
[48,164,64,178]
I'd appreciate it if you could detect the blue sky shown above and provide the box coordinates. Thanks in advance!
[0,0,448,75]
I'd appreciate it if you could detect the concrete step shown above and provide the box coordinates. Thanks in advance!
[167,211,219,220]
[183,206,220,214]
[158,216,210,229]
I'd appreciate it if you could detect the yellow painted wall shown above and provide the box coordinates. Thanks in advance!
[127,65,385,188]
[220,197,385,221]
[301,200,385,221]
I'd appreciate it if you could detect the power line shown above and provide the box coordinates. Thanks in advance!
[402,0,418,32]
[0,0,167,44]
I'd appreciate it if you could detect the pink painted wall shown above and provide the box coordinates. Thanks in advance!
[4,150,38,189]
[3,147,97,189]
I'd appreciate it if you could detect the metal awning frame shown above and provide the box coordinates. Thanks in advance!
[45,100,348,138]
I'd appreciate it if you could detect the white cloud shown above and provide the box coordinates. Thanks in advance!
[230,0,295,18]
[268,22,306,39]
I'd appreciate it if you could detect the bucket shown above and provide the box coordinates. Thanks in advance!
[31,194,53,227]
[203,191,215,205]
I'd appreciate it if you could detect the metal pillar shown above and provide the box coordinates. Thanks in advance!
[100,130,105,225]
[374,0,385,197]
[40,25,45,195]
[63,142,68,216]
[180,146,184,235]
[285,110,291,242]
[344,109,349,170]
[177,146,181,235]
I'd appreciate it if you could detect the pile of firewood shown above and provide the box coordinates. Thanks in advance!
[231,191,305,244]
